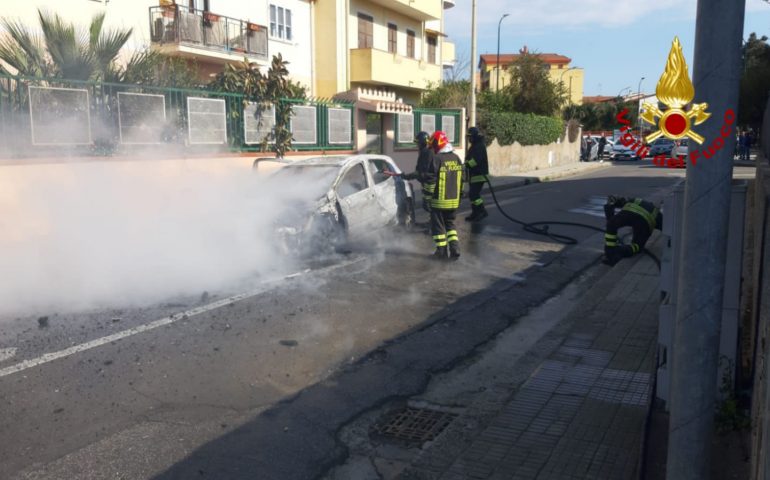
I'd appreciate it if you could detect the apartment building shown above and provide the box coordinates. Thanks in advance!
[479,46,584,105]
[313,0,456,104]
[0,0,314,91]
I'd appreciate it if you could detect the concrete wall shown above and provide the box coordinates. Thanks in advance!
[485,132,581,176]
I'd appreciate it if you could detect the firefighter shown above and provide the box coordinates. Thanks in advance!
[465,127,489,222]
[603,196,662,266]
[425,131,464,260]
[401,131,434,213]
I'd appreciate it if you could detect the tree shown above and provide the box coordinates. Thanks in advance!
[419,80,470,110]
[505,52,564,116]
[739,32,770,131]
[209,54,307,157]
[0,10,133,81]
[443,49,471,82]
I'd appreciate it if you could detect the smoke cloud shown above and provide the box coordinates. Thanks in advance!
[0,158,318,316]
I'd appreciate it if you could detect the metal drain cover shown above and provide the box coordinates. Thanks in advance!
[373,407,458,444]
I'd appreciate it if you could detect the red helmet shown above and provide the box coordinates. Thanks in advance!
[430,131,449,153]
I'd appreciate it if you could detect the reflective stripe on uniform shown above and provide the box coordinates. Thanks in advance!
[472,198,484,206]
[447,229,458,242]
[467,158,478,168]
[470,175,487,184]
[631,243,640,254]
[606,241,618,247]
[435,240,448,247]
[605,233,618,240]
[622,202,657,230]
[433,234,446,240]
[424,183,436,193]
[432,199,461,209]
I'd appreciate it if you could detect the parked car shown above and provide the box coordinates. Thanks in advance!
[649,138,675,157]
[259,155,416,254]
[590,135,614,160]
[610,138,642,161]
[670,139,689,167]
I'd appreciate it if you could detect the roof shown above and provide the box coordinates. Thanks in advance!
[583,96,617,104]
[480,53,571,66]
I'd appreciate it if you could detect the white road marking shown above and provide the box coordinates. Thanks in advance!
[568,195,609,218]
[0,348,17,362]
[0,259,363,379]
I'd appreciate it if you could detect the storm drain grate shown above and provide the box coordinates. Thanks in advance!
[373,407,458,443]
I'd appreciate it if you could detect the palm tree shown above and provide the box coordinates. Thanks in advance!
[0,9,133,81]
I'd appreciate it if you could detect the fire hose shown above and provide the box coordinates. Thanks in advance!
[483,175,662,269]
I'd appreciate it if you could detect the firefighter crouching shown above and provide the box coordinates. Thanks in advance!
[465,127,489,222]
[401,131,433,213]
[603,196,662,266]
[425,131,464,260]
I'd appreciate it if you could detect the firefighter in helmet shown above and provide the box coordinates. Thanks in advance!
[401,131,434,213]
[465,127,489,222]
[603,196,662,266]
[424,131,464,260]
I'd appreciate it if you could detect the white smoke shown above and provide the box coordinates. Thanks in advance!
[0,158,318,316]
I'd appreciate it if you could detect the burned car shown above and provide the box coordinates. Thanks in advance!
[257,155,416,254]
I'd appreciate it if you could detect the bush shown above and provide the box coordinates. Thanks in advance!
[479,111,564,146]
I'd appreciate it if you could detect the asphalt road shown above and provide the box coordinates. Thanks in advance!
[0,160,752,479]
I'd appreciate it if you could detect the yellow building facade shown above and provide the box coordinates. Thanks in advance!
[479,50,584,105]
[313,0,455,104]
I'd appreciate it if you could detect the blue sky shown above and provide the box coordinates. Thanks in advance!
[444,0,770,97]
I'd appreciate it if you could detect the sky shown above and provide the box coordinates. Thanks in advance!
[444,0,770,98]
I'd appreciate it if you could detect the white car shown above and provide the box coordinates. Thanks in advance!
[256,155,416,253]
[590,136,614,159]
[610,138,643,161]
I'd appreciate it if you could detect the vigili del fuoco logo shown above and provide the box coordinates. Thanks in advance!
[615,37,736,168]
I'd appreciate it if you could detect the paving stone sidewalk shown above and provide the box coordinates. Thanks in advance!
[400,245,661,480]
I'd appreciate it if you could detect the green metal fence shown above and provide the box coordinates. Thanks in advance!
[394,108,463,148]
[0,73,354,156]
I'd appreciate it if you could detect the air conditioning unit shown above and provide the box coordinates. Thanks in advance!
[656,180,747,410]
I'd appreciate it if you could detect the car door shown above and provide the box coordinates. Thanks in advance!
[336,161,380,239]
[367,158,400,226]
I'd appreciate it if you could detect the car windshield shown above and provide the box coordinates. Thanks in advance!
[654,139,674,145]
[270,165,340,200]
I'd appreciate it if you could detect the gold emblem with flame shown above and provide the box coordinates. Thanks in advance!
[641,37,710,144]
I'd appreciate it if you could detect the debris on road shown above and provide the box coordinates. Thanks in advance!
[37,316,49,328]
[280,340,299,347]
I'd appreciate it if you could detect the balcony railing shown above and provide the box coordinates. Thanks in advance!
[149,5,268,61]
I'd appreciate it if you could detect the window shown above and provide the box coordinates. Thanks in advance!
[406,30,415,58]
[427,34,437,64]
[369,159,394,185]
[358,13,373,49]
[338,163,368,198]
[388,23,397,54]
[270,4,292,40]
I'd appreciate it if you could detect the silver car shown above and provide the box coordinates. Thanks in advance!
[257,155,416,253]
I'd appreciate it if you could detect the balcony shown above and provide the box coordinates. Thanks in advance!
[350,48,442,91]
[149,5,268,64]
[366,0,441,21]
[442,41,456,68]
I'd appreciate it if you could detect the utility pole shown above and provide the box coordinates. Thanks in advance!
[666,0,745,478]
[469,0,477,127]
[496,13,509,92]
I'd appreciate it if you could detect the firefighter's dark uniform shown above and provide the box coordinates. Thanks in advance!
[604,196,662,265]
[425,149,464,259]
[465,127,489,222]
[402,132,433,213]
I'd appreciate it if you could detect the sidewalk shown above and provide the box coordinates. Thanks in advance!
[399,239,661,480]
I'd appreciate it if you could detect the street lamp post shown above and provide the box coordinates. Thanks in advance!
[470,0,477,127]
[617,86,631,99]
[637,77,645,141]
[559,67,575,104]
[496,13,510,92]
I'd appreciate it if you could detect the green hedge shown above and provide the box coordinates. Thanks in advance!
[479,112,564,147]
